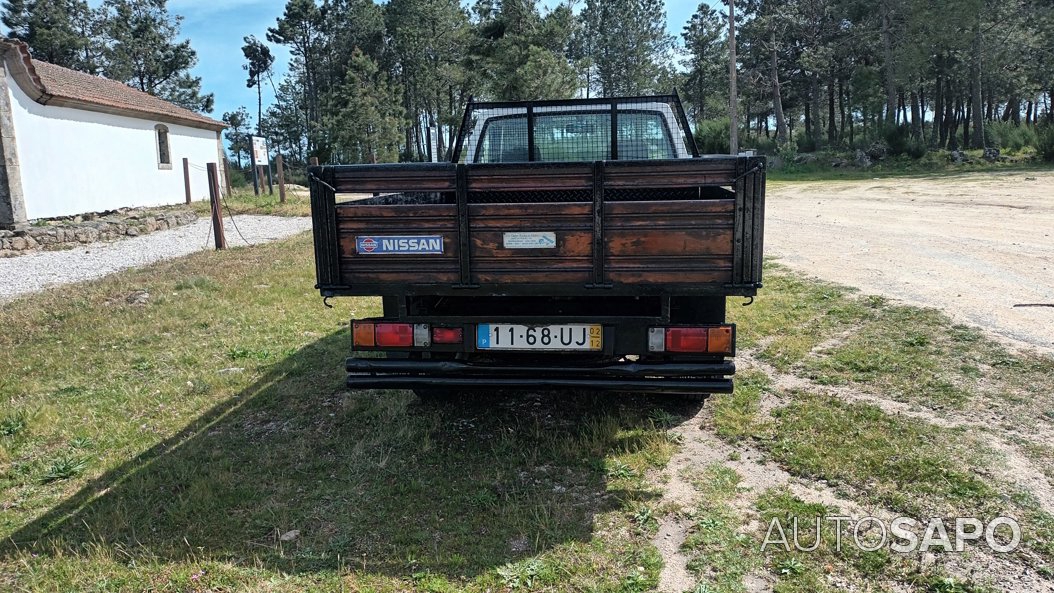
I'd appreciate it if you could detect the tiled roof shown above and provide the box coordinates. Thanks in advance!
[2,39,224,130]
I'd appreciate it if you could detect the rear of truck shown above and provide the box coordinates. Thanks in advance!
[309,95,765,394]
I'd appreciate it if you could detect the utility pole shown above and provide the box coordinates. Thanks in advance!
[728,0,739,155]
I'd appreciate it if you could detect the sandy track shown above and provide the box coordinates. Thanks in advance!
[766,171,1054,353]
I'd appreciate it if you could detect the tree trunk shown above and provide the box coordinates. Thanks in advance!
[920,87,927,143]
[935,74,944,145]
[1025,100,1033,126]
[728,0,739,154]
[910,90,922,140]
[770,32,789,145]
[804,100,812,146]
[969,14,985,149]
[828,72,837,146]
[947,98,959,150]
[964,99,972,148]
[839,76,847,143]
[941,80,954,148]
[881,8,896,125]
[811,75,822,147]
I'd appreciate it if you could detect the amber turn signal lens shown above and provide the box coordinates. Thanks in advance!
[353,322,375,347]
[706,326,733,355]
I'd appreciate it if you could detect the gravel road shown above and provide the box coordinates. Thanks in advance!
[0,215,311,302]
[766,171,1054,353]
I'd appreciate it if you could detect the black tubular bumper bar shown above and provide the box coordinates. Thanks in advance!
[345,359,735,394]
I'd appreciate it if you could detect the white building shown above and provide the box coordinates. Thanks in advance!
[0,39,226,230]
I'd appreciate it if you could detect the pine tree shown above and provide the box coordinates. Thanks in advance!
[101,0,214,113]
[581,0,673,96]
[242,35,275,135]
[325,50,404,164]
[1,0,100,71]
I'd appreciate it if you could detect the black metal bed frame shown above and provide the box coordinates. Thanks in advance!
[449,91,701,163]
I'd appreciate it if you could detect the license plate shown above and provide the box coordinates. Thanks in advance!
[477,324,602,351]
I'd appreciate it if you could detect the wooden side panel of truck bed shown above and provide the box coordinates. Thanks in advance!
[311,158,764,297]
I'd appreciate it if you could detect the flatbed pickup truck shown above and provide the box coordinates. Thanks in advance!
[308,94,765,395]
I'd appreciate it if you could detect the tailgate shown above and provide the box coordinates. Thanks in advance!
[310,157,765,296]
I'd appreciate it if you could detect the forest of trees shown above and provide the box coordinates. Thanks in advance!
[5,0,1054,167]
[2,0,214,113]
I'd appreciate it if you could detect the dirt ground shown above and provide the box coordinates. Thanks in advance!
[766,171,1054,353]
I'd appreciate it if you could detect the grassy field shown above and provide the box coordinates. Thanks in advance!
[191,186,312,218]
[766,150,1053,182]
[2,230,1053,591]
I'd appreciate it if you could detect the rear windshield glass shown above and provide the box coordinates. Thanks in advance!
[474,110,676,163]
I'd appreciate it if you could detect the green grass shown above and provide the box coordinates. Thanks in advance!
[764,395,998,518]
[729,264,1054,411]
[191,187,311,218]
[681,465,762,592]
[4,206,1054,589]
[0,233,680,591]
[767,155,1053,182]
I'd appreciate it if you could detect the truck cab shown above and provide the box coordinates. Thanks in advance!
[308,94,765,395]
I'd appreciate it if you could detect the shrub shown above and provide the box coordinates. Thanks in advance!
[228,168,250,188]
[881,124,911,156]
[795,134,817,153]
[694,118,730,154]
[905,139,928,159]
[987,120,1038,152]
[1038,124,1054,162]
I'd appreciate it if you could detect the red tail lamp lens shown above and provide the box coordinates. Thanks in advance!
[665,328,709,352]
[375,323,413,347]
[352,322,375,347]
[432,327,463,344]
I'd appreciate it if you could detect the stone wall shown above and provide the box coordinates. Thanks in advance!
[0,208,197,257]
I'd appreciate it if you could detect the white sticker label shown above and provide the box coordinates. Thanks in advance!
[503,232,557,249]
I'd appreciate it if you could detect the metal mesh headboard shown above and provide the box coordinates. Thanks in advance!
[451,94,699,164]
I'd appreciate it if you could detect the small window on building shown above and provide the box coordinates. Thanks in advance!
[155,124,171,168]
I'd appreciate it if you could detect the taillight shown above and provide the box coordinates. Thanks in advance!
[707,326,733,355]
[666,328,708,352]
[353,321,375,347]
[432,327,463,344]
[648,326,734,355]
[375,323,413,347]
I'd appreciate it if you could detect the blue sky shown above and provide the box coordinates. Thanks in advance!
[173,0,703,123]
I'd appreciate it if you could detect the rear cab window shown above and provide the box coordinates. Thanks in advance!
[473,109,679,163]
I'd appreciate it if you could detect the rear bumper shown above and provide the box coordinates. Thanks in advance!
[345,358,735,394]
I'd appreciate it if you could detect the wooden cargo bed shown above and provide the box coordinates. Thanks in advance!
[310,157,765,297]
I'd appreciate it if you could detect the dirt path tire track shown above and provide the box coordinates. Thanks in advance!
[739,347,1054,517]
[651,347,1053,592]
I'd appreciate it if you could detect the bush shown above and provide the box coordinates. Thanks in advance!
[795,134,817,153]
[1038,124,1054,162]
[694,118,730,154]
[881,124,911,156]
[228,169,250,188]
[905,139,927,159]
[987,120,1038,152]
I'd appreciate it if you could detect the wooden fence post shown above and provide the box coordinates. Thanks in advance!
[250,149,259,196]
[276,154,287,203]
[182,158,192,204]
[207,163,227,250]
[222,157,233,197]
